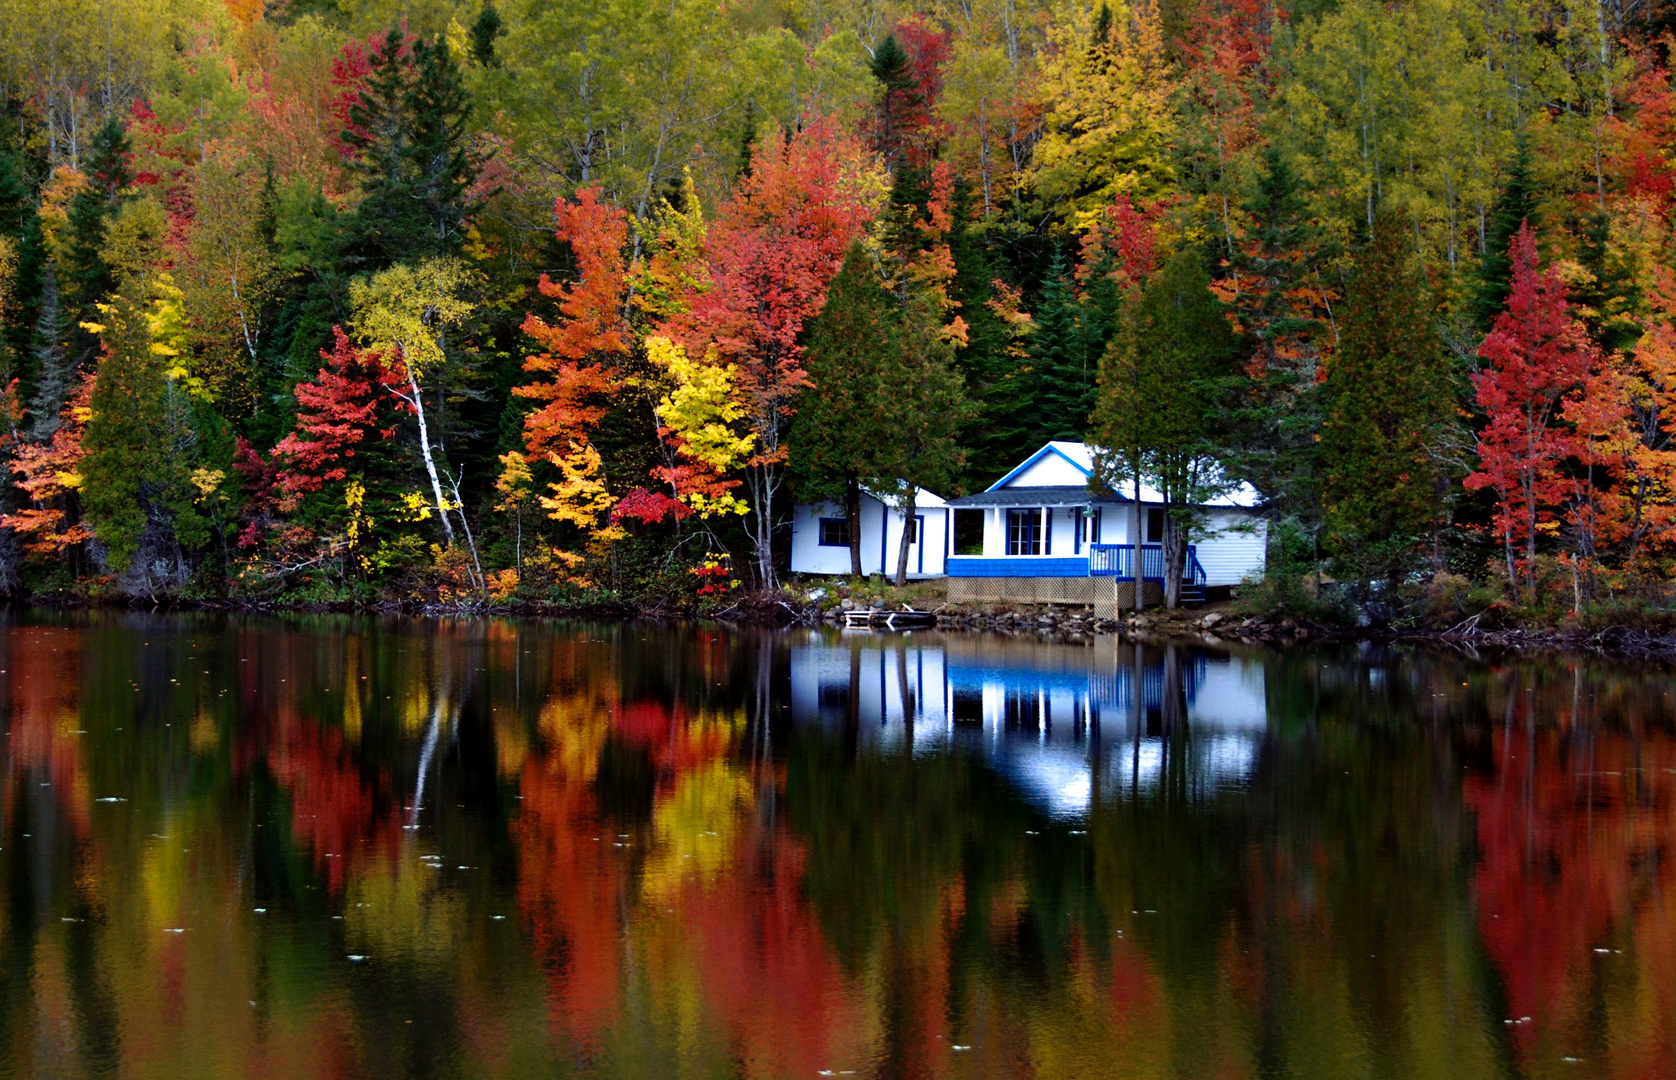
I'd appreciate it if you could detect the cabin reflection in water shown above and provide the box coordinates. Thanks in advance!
[788,631,1267,817]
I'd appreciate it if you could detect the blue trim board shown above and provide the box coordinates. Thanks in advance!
[985,443,1092,492]
[947,557,1090,578]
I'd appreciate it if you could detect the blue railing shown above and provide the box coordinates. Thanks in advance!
[1088,544,1200,582]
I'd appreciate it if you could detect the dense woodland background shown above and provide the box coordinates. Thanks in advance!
[0,0,1671,618]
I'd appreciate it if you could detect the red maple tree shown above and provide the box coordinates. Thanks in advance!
[664,119,876,585]
[271,327,399,509]
[1466,222,1601,601]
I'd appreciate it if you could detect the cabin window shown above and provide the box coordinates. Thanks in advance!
[1006,509,1042,555]
[953,510,985,555]
[818,517,849,547]
[1147,508,1165,543]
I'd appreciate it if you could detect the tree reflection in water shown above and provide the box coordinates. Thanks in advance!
[0,612,1672,1078]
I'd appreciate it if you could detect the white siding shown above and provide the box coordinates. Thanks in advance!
[790,497,949,577]
[1007,452,1090,488]
[1194,510,1267,586]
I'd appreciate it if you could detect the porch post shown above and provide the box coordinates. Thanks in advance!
[1039,506,1047,556]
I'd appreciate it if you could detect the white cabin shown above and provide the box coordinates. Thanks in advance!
[789,487,950,579]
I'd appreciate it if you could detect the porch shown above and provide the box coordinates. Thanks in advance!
[945,544,1209,613]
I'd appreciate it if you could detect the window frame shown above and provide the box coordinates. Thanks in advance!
[1006,509,1042,555]
[818,517,850,548]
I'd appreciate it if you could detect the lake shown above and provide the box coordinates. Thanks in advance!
[0,611,1671,1079]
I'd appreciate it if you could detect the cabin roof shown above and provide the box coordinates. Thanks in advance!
[974,441,1263,509]
[947,487,1126,508]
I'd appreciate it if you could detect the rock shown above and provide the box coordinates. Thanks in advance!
[806,587,826,602]
[1200,611,1225,628]
[839,598,856,611]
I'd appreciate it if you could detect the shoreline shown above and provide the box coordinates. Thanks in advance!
[11,590,1676,660]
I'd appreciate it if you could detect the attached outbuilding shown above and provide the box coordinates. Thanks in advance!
[789,487,950,579]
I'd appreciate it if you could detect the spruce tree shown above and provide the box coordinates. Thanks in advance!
[947,181,1031,485]
[340,31,481,273]
[1221,149,1331,540]
[408,37,479,254]
[1471,136,1538,330]
[790,242,899,576]
[469,3,504,66]
[339,29,421,273]
[62,119,132,320]
[1029,254,1097,445]
[1320,216,1454,569]
[27,263,74,440]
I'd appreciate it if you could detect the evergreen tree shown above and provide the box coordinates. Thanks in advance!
[27,263,74,441]
[340,31,482,272]
[877,286,971,586]
[80,276,213,579]
[1221,149,1332,547]
[408,37,480,254]
[1092,248,1237,607]
[1470,136,1538,330]
[1320,217,1454,568]
[62,119,132,323]
[469,3,505,67]
[1029,254,1098,444]
[790,242,900,576]
[947,181,1031,486]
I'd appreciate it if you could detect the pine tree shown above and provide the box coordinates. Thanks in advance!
[1471,136,1538,330]
[1320,217,1453,570]
[1029,254,1097,444]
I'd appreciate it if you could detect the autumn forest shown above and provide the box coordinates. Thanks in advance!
[0,0,1669,618]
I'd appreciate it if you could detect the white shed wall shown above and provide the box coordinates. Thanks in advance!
[1194,510,1268,586]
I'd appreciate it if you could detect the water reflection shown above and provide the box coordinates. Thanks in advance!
[790,633,1266,815]
[0,612,1673,1078]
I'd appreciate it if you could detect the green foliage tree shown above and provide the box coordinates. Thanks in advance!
[791,242,899,577]
[1092,249,1237,608]
[1470,136,1539,330]
[62,119,131,324]
[877,289,970,586]
[79,276,215,580]
[1028,253,1100,445]
[340,31,481,273]
[1320,217,1455,572]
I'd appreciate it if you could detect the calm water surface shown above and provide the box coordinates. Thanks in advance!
[1,611,1673,1079]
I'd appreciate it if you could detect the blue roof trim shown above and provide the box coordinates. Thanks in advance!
[985,444,1092,492]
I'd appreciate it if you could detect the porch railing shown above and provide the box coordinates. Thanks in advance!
[1088,544,1202,583]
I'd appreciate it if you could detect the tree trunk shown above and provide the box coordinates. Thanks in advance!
[1132,473,1145,613]
[407,371,456,545]
[1162,505,1187,610]
[846,475,863,578]
[893,488,917,587]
